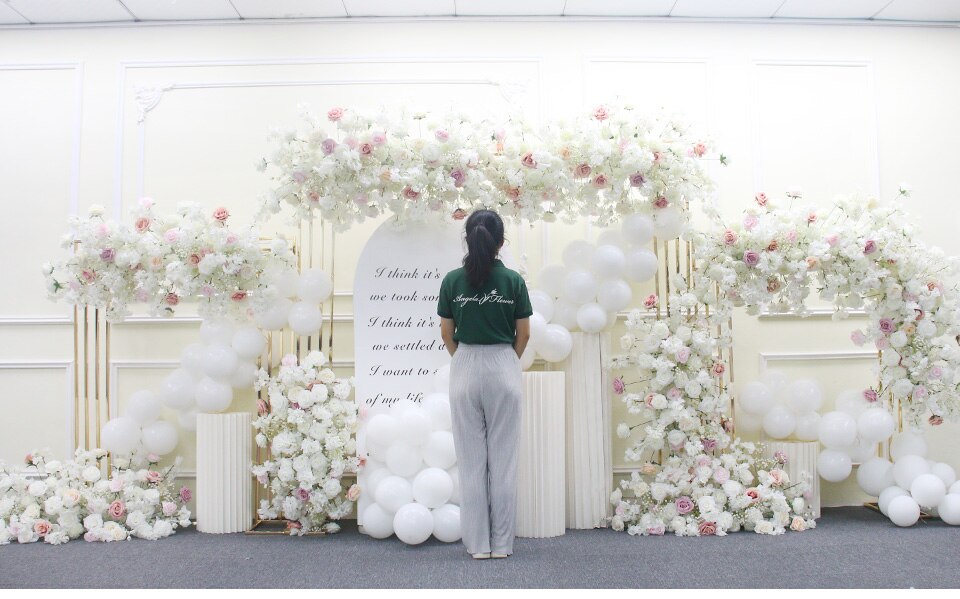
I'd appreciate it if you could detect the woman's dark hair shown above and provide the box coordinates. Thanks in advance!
[462,209,505,289]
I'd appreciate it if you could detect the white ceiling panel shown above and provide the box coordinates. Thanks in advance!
[563,0,675,16]
[875,0,960,21]
[122,0,239,21]
[671,0,784,18]
[7,0,134,22]
[456,0,565,16]
[231,0,347,19]
[343,0,455,17]
[776,0,893,19]
[0,2,29,23]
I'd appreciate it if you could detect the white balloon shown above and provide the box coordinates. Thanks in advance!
[364,465,391,499]
[760,369,789,394]
[398,408,433,446]
[793,412,821,442]
[911,473,947,508]
[621,213,655,246]
[229,362,259,389]
[551,299,579,331]
[432,504,462,542]
[537,324,573,362]
[844,440,877,464]
[818,411,859,450]
[887,495,921,527]
[653,206,684,240]
[835,389,870,418]
[937,494,960,525]
[529,312,548,348]
[199,319,235,345]
[126,390,161,425]
[890,431,928,461]
[818,449,853,482]
[412,467,454,508]
[254,298,293,331]
[561,240,594,269]
[931,462,957,488]
[433,364,451,393]
[561,269,598,305]
[393,503,434,545]
[177,409,197,432]
[576,302,608,333]
[879,486,909,515]
[361,502,395,539]
[520,346,536,370]
[893,454,931,490]
[374,475,413,513]
[857,408,896,444]
[596,228,627,249]
[736,411,763,433]
[950,480,960,495]
[101,417,141,455]
[597,279,632,313]
[739,381,774,416]
[297,268,333,303]
[202,343,239,381]
[179,343,206,377]
[386,441,423,477]
[538,264,567,298]
[856,457,895,496]
[194,377,233,413]
[141,420,179,456]
[422,393,452,431]
[623,247,658,282]
[366,414,401,448]
[423,431,457,469]
[159,368,198,410]
[266,266,300,299]
[591,245,627,279]
[529,290,555,322]
[762,406,795,439]
[288,301,324,335]
[786,379,823,414]
[365,440,388,463]
[231,326,266,360]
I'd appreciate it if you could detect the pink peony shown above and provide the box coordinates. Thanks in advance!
[402,186,420,200]
[574,163,592,178]
[179,487,192,503]
[863,388,878,403]
[743,215,759,230]
[359,142,373,156]
[520,152,538,169]
[612,376,626,395]
[165,293,179,306]
[212,207,229,222]
[108,500,126,519]
[698,520,717,536]
[863,239,877,255]
[449,168,466,188]
[878,318,895,335]
[346,484,361,502]
[434,129,449,142]
[592,104,610,121]
[629,172,646,187]
[135,217,151,233]
[145,471,163,484]
[327,107,344,122]
[755,192,768,207]
[743,251,760,267]
[675,496,694,515]
[643,294,658,309]
[321,138,337,155]
[162,502,177,517]
[100,248,115,262]
[592,174,609,189]
[723,229,738,246]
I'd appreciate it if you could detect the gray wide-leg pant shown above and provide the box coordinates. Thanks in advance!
[449,342,522,555]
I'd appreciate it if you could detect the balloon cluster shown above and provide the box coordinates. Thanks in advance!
[815,389,896,483]
[253,266,332,335]
[737,370,825,440]
[358,365,461,545]
[524,213,671,369]
[856,431,960,527]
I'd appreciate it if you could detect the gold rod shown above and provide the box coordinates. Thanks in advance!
[94,308,101,450]
[327,228,336,364]
[663,241,671,317]
[73,305,80,451]
[105,319,111,472]
[727,315,734,383]
[652,236,661,320]
[83,306,90,450]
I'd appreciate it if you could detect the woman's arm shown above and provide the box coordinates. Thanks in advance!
[440,317,458,357]
[513,317,530,359]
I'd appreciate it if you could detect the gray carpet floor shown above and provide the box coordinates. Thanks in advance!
[1,507,957,588]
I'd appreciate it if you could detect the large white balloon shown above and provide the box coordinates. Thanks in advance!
[818,411,859,450]
[529,290,555,322]
[126,390,161,425]
[793,412,821,442]
[843,440,877,464]
[937,494,960,525]
[141,420,179,456]
[762,406,796,439]
[887,495,921,527]
[538,264,567,298]
[432,504,462,542]
[254,298,293,331]
[297,268,333,303]
[890,431,928,461]
[422,393,452,430]
[739,381,774,415]
[266,266,300,299]
[528,312,548,348]
[101,417,141,455]
[412,468,454,508]
[950,480,960,495]
[537,324,573,362]
[561,269,598,305]
[878,486,908,515]
[194,377,233,413]
[199,319,235,345]
[520,346,536,370]
[760,369,789,394]
[374,475,413,513]
[597,279,632,313]
[231,326,266,360]
[159,368,198,410]
[786,379,823,414]
[202,343,239,380]
[386,441,423,477]
[653,206,684,240]
[364,465,391,499]
[911,473,946,508]
[229,362,259,389]
[393,503,434,545]
[398,408,433,447]
[857,408,896,444]
[423,431,457,469]
[856,457,895,496]
[596,228,627,250]
[288,301,324,335]
[892,454,931,490]
[930,462,957,488]
[576,302,608,333]
[561,240,594,269]
[591,245,626,279]
[366,414,401,448]
[621,213,655,246]
[818,449,853,482]
[551,299,579,331]
[179,343,206,377]
[623,247,658,282]
[361,502,395,538]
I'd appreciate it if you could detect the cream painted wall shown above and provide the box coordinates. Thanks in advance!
[1,19,958,507]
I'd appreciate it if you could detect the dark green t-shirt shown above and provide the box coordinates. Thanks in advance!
[437,259,533,344]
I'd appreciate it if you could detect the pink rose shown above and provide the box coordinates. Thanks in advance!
[743,215,759,230]
[135,289,150,302]
[767,279,781,293]
[692,143,707,157]
[147,453,160,463]
[676,347,691,364]
[785,230,797,243]
[321,138,337,155]
[769,469,786,486]
[629,172,646,187]
[807,212,817,224]
[109,478,124,492]
[640,463,658,476]
[327,107,344,122]
[449,168,466,188]
[713,467,730,484]
[108,500,125,519]
[863,388,878,403]
[359,142,373,156]
[675,496,694,515]
[83,531,97,542]
[434,129,449,142]
[212,207,229,222]
[295,488,311,502]
[712,363,726,376]
[723,229,738,246]
[878,318,895,335]
[702,438,717,452]
[746,488,759,502]
[755,192,768,207]
[281,353,298,367]
[806,257,820,270]
[162,502,177,516]
[452,208,467,220]
[231,291,247,302]
[505,187,521,202]
[346,484,361,502]
[146,471,162,484]
[286,520,302,532]
[612,376,625,395]
[647,524,665,536]
[929,415,944,426]
[592,173,608,189]
[652,151,663,163]
[653,196,669,209]
[825,233,839,247]
[574,163,592,178]
[790,516,807,532]
[371,132,386,145]
[774,451,788,465]
[875,337,890,350]
[743,250,760,267]
[135,217,151,233]
[33,520,52,537]
[100,248,115,262]
[291,171,306,184]
[913,385,928,398]
[666,387,681,401]
[164,229,179,243]
[179,487,192,503]
[850,330,867,346]
[592,104,610,121]
[928,366,943,380]
[520,152,538,169]
[643,294,658,309]
[766,239,779,252]
[188,254,201,266]
[698,520,716,536]
[644,393,655,409]
[200,284,215,297]
[165,293,179,306]
[402,186,420,200]
[864,239,877,255]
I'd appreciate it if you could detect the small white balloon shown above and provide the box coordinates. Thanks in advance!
[520,346,536,370]
[760,369,789,393]
[551,299,579,331]
[266,266,300,299]
[844,440,877,464]
[739,381,774,416]
[202,343,239,380]
[101,417,141,455]
[177,409,197,432]
[393,503,434,545]
[398,408,433,446]
[199,319,235,345]
[366,414,401,448]
[194,377,233,413]
[179,343,206,377]
[576,302,608,333]
[433,364,451,393]
[623,247,658,282]
[653,206,684,240]
[297,268,333,303]
[621,213,655,246]
[591,244,627,279]
[529,290,555,322]
[253,298,292,331]
[537,323,573,362]
[793,412,821,442]
[229,362,259,389]
[818,449,853,482]
[374,475,413,513]
[422,392,452,431]
[911,473,947,508]
[126,390,161,425]
[423,431,457,469]
[856,457,895,497]
[818,411,859,450]
[596,279,633,312]
[561,269,598,305]
[361,502,395,539]
[950,480,960,495]
[288,301,324,335]
[141,420,179,456]
[538,264,567,298]
[561,240,594,269]
[596,228,627,249]
[364,465,391,499]
[878,486,908,515]
[231,326,266,360]
[930,462,957,488]
[386,441,423,477]
[159,368,198,411]
[890,431,928,461]
[786,379,823,414]
[529,312,548,347]
[857,408,896,444]
[887,495,921,527]
[762,406,796,439]
[432,504,462,542]
[412,467,454,508]
[892,454,931,490]
[937,494,960,525]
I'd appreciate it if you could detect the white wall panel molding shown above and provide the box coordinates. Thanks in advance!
[0,360,74,459]
[758,350,878,371]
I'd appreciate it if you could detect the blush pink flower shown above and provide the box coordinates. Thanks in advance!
[928,366,943,380]
[647,524,665,535]
[100,248,115,262]
[692,143,707,157]
[592,174,608,189]
[231,291,247,302]
[743,215,759,230]
[145,471,163,484]
[878,318,895,335]
[653,196,669,209]
[108,500,125,519]
[33,520,52,537]
[281,353,298,367]
[80,269,96,283]
[713,467,730,484]
[321,138,337,155]
[135,217,151,233]
[520,152,538,169]
[643,294,658,309]
[712,363,726,377]
[629,172,646,187]
[212,207,229,222]
[864,239,877,255]
[592,104,610,121]
[755,192,768,207]
[163,229,179,243]
[929,415,944,426]
[434,129,449,142]
[850,330,867,346]
[702,438,717,452]
[863,388,878,403]
[667,387,682,401]
[346,484,361,502]
[698,520,716,535]
[574,163,592,178]
[109,478,124,492]
[452,208,467,220]
[359,142,373,156]
[449,168,466,188]
[402,186,420,200]
[327,107,344,122]
[825,233,839,247]
[675,496,694,515]
[676,347,691,364]
[343,136,358,150]
[743,251,760,267]
[179,487,192,503]
[612,376,626,395]
[723,229,738,246]
[291,171,306,184]
[257,399,269,416]
[746,488,759,502]
[371,132,387,145]
[295,488,310,502]
[165,293,179,306]
[162,502,177,517]
[774,451,788,465]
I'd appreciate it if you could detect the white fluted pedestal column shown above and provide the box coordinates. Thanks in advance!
[765,440,821,518]
[197,413,253,533]
[516,372,565,538]
[560,332,613,529]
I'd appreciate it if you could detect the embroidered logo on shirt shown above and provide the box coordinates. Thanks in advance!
[452,288,515,307]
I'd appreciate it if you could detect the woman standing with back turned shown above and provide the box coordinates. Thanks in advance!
[436,209,532,560]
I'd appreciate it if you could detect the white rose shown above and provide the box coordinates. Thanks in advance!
[82,465,102,483]
[651,395,668,410]
[319,369,336,384]
[27,481,48,497]
[43,496,63,515]
[611,515,624,531]
[83,514,104,530]
[88,204,105,217]
[24,503,41,519]
[616,423,630,439]
[792,497,806,514]
[755,520,775,534]
[126,511,147,529]
[889,331,908,348]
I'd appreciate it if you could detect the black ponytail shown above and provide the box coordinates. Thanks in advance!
[462,209,505,289]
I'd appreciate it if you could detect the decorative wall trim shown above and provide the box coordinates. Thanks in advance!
[0,360,74,460]
[758,308,868,320]
[758,350,877,372]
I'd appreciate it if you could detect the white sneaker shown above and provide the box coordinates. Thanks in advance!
[491,552,510,559]
[471,552,491,559]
